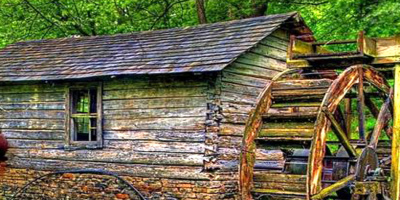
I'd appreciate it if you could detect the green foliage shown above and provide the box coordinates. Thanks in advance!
[0,0,399,48]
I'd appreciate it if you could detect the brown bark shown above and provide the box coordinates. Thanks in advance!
[251,0,269,17]
[195,0,207,24]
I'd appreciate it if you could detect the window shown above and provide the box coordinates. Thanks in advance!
[66,83,102,149]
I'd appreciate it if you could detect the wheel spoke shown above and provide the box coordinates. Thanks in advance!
[323,109,357,157]
[311,175,355,199]
[357,67,366,141]
[344,98,352,138]
[369,89,393,149]
[365,95,380,118]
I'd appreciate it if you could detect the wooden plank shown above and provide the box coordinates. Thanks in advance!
[250,44,287,61]
[219,123,245,136]
[104,130,205,142]
[6,139,64,149]
[255,149,284,161]
[0,102,65,110]
[103,97,207,110]
[254,182,306,192]
[8,148,205,166]
[221,113,249,124]
[7,157,209,180]
[222,71,269,88]
[103,86,207,100]
[263,121,314,129]
[272,79,332,90]
[238,52,286,70]
[259,128,314,138]
[218,136,242,148]
[259,36,289,50]
[0,92,64,102]
[235,54,286,71]
[104,140,205,153]
[253,172,306,183]
[0,84,66,94]
[252,189,306,196]
[2,129,64,140]
[0,110,65,119]
[104,107,206,119]
[221,91,257,105]
[272,88,328,97]
[0,119,64,130]
[225,62,280,79]
[103,76,207,90]
[392,64,400,200]
[103,117,205,130]
[222,82,262,97]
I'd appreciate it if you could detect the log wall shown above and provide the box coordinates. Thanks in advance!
[218,29,289,170]
[0,74,238,199]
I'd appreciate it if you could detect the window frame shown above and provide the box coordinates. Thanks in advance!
[65,82,103,149]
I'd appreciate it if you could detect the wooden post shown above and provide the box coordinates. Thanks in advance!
[391,64,400,200]
[357,67,366,141]
[344,98,352,138]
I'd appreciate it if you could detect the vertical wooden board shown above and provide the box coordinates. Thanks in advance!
[392,64,400,200]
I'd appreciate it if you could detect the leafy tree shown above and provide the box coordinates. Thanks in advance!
[0,0,399,48]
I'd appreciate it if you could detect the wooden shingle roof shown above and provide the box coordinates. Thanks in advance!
[0,12,304,81]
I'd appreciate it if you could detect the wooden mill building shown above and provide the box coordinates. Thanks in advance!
[0,12,312,199]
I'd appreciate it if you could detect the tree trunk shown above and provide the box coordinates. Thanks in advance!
[196,0,207,24]
[251,0,268,17]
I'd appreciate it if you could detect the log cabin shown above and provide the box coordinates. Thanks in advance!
[0,12,313,199]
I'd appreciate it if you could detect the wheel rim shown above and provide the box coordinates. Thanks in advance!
[307,64,392,199]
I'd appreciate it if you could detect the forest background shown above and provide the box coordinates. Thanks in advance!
[0,0,399,48]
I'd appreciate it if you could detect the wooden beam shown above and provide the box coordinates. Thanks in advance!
[323,109,357,157]
[344,98,352,138]
[365,95,380,118]
[369,89,393,149]
[239,82,273,199]
[311,175,355,200]
[358,67,366,141]
[391,64,400,200]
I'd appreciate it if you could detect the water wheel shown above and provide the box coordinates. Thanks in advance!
[239,65,393,200]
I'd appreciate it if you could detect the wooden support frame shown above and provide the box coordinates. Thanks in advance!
[391,64,400,200]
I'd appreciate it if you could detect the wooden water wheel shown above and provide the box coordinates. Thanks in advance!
[239,64,393,200]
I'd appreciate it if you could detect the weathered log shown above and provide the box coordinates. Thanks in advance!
[103,97,207,109]
[103,130,205,142]
[7,157,209,180]
[8,148,204,166]
[103,117,205,130]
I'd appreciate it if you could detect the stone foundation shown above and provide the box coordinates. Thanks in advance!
[0,166,238,200]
